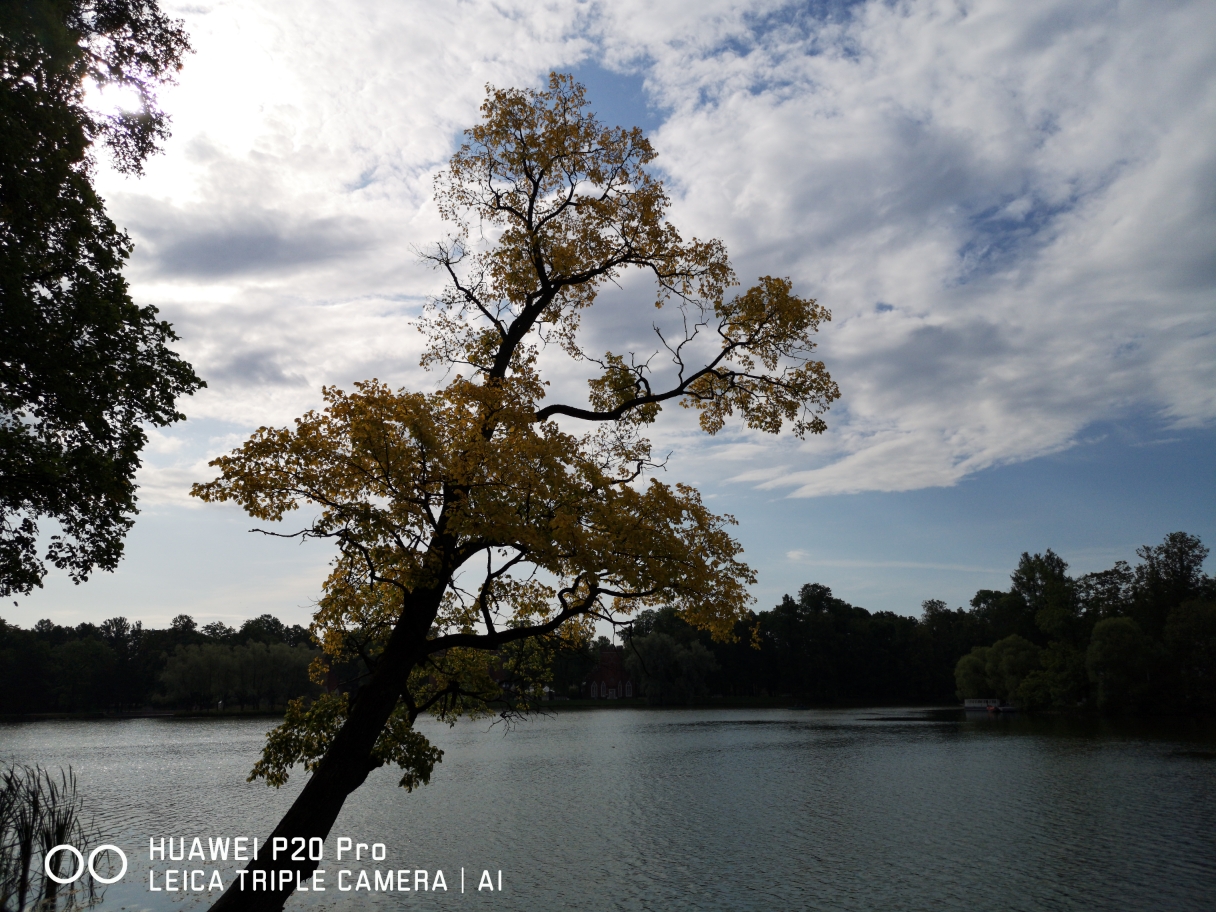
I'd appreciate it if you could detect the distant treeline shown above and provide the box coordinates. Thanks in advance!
[3,532,1211,715]
[557,531,1215,712]
[0,614,319,713]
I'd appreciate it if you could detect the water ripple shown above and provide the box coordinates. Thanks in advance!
[2,709,1214,911]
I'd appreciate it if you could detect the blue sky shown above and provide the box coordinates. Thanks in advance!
[11,0,1215,629]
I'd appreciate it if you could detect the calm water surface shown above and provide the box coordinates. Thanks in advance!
[2,708,1215,912]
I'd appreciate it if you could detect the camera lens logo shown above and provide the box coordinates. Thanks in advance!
[44,845,128,885]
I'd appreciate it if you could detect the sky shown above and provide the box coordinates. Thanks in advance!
[12,0,1216,630]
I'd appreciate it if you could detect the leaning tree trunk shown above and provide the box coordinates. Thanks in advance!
[209,600,434,912]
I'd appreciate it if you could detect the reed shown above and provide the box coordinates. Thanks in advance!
[0,766,99,912]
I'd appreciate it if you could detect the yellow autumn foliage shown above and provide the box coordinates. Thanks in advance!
[191,73,838,791]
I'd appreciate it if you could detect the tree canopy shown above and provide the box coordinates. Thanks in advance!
[192,73,838,912]
[0,0,203,595]
[954,532,1214,712]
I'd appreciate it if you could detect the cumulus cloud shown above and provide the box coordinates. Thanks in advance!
[96,0,1215,505]
[600,0,1216,494]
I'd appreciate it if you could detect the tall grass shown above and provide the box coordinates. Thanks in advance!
[0,766,100,912]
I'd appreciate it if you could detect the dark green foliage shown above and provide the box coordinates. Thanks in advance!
[169,613,196,634]
[1128,532,1212,637]
[755,583,922,701]
[623,631,717,704]
[1076,561,1134,618]
[954,636,1047,704]
[1018,640,1088,709]
[160,641,320,710]
[2,534,1209,715]
[1164,601,1216,712]
[1011,549,1078,642]
[0,611,317,713]
[237,613,311,646]
[51,637,117,710]
[915,598,984,696]
[608,531,1211,711]
[1086,617,1160,711]
[622,593,956,703]
[239,614,285,643]
[547,638,597,698]
[200,621,236,641]
[984,635,1041,701]
[0,0,203,596]
[955,532,1213,713]
[954,648,991,700]
[968,588,1039,645]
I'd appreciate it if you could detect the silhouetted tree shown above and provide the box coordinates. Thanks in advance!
[1130,532,1212,637]
[1,0,203,596]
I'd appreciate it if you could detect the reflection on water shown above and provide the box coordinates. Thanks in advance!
[2,709,1214,911]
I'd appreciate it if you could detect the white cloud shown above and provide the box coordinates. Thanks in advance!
[95,0,1215,503]
[608,0,1216,494]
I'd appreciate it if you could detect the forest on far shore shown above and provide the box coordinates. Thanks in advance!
[1,532,1211,715]
[0,614,319,714]
[609,531,1214,713]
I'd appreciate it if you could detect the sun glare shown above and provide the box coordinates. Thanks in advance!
[84,80,145,116]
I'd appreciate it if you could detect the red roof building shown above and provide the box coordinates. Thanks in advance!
[584,645,635,699]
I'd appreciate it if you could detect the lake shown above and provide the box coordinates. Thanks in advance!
[2,708,1215,911]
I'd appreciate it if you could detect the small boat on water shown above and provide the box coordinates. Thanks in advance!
[963,698,1017,713]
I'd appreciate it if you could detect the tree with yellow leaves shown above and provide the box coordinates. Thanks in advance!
[194,73,838,912]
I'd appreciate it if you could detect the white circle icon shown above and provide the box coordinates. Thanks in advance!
[89,845,128,884]
[44,844,127,885]
[43,845,85,884]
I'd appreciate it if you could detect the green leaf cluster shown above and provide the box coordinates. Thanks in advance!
[250,693,443,792]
